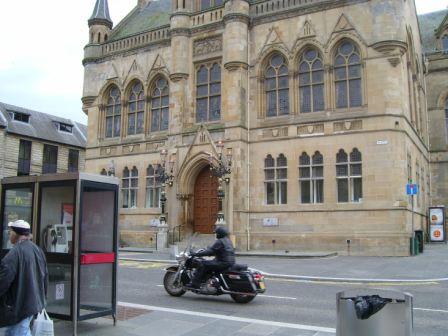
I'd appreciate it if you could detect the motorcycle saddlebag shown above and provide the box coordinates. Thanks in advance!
[222,271,257,293]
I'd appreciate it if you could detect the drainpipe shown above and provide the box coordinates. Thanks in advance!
[246,24,251,251]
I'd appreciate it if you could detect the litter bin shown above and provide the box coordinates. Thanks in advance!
[337,289,413,336]
[415,230,424,253]
[409,237,419,256]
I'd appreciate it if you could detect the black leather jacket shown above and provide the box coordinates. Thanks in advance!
[195,237,236,264]
[0,239,48,326]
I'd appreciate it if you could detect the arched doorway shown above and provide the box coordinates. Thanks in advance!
[193,166,218,233]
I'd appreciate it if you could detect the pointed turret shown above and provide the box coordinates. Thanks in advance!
[88,0,113,44]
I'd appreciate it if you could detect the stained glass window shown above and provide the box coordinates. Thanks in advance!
[105,86,121,138]
[265,54,289,117]
[299,48,324,113]
[128,82,144,135]
[196,63,221,122]
[151,77,169,132]
[334,41,362,108]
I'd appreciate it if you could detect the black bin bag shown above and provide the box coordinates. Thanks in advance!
[354,295,392,320]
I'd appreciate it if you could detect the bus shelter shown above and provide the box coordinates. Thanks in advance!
[0,173,119,335]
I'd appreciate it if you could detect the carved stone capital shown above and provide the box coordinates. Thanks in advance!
[82,96,97,114]
[223,13,250,25]
[169,73,189,82]
[224,61,248,71]
[371,40,407,56]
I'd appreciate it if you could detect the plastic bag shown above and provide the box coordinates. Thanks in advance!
[32,309,54,336]
[354,295,392,320]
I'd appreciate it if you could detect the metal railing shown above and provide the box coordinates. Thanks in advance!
[168,225,184,245]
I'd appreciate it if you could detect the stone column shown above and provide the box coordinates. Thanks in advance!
[222,0,250,123]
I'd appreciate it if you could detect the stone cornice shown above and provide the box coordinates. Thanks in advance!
[81,96,97,114]
[170,28,191,37]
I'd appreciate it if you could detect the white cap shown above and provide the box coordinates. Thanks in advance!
[8,219,31,230]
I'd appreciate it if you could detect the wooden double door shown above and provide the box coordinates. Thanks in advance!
[194,167,218,234]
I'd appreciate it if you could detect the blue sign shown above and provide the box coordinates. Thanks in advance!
[406,184,419,195]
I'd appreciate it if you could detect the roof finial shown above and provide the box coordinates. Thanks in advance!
[88,0,113,29]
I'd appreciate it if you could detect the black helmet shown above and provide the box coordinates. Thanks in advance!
[215,226,229,239]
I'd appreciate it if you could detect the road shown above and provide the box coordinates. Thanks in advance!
[117,255,448,336]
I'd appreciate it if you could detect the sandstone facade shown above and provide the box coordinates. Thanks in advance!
[82,0,441,255]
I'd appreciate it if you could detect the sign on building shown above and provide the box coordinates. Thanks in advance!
[429,207,446,242]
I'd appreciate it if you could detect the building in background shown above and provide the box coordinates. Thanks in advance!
[0,102,87,178]
[419,9,448,211]
[81,0,437,256]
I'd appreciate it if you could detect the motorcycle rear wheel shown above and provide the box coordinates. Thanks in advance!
[164,271,186,297]
[230,293,256,304]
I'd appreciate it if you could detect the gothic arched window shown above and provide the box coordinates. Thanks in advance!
[442,35,448,51]
[122,166,138,208]
[196,63,221,122]
[299,151,324,203]
[299,48,324,113]
[334,40,362,109]
[265,53,289,117]
[445,98,448,142]
[127,81,145,135]
[150,77,169,132]
[336,148,362,202]
[105,86,121,138]
[264,154,287,204]
[146,164,162,208]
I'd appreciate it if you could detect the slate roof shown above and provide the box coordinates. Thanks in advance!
[89,0,112,23]
[418,9,448,54]
[110,0,171,41]
[0,102,87,149]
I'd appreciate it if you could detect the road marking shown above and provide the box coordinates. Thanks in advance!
[259,294,296,300]
[414,308,448,314]
[266,277,439,286]
[119,260,169,269]
[118,301,336,333]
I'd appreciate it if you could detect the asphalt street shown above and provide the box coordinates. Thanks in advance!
[117,251,448,336]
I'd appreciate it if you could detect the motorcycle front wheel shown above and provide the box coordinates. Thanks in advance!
[230,293,256,304]
[163,271,186,297]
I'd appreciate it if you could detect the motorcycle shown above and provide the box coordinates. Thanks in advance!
[163,244,266,304]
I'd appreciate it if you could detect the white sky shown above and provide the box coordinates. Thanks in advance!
[0,0,446,125]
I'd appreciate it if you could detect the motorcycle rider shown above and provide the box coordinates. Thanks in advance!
[188,226,235,289]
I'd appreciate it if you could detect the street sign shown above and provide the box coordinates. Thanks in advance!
[406,184,418,195]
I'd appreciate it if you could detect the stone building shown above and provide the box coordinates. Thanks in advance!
[419,9,448,211]
[0,102,87,178]
[82,0,433,256]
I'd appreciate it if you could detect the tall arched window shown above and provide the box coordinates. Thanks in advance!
[334,40,362,108]
[128,81,144,135]
[445,98,448,142]
[150,77,169,132]
[299,151,324,203]
[264,154,287,204]
[105,86,121,138]
[265,53,289,117]
[299,48,324,113]
[442,35,448,51]
[122,166,138,208]
[196,63,221,122]
[336,148,362,203]
[146,164,162,208]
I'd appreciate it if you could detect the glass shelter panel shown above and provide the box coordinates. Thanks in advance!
[79,185,117,318]
[38,182,75,319]
[1,187,33,251]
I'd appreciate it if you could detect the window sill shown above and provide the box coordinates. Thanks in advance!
[120,208,161,215]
